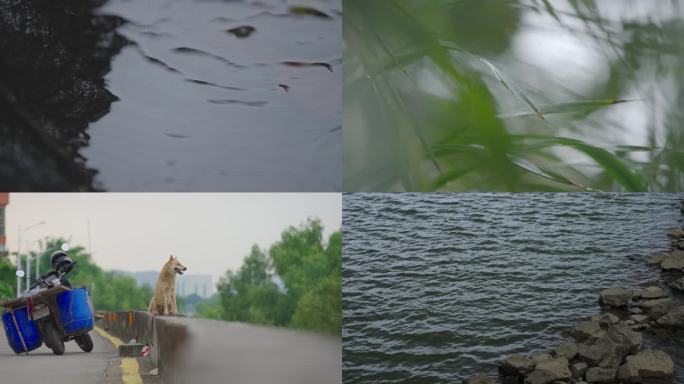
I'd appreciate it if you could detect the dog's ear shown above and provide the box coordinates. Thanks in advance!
[169,255,174,261]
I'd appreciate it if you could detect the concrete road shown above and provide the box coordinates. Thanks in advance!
[0,330,122,384]
[164,317,342,384]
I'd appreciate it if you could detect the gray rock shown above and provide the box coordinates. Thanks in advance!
[629,314,649,324]
[637,286,668,299]
[636,297,673,320]
[572,321,603,342]
[463,374,495,384]
[593,313,620,325]
[656,305,684,328]
[585,367,616,383]
[555,342,578,360]
[577,337,622,369]
[645,253,666,265]
[599,288,632,307]
[577,324,641,369]
[606,323,642,355]
[667,227,684,239]
[531,353,554,364]
[571,361,589,378]
[660,250,684,270]
[499,353,533,376]
[617,350,674,382]
[525,356,571,384]
[627,323,647,332]
[629,307,643,314]
[668,276,684,291]
[675,239,684,250]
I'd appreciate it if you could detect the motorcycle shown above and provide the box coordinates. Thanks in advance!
[1,252,95,355]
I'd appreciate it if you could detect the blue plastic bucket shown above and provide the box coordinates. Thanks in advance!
[56,288,94,335]
[2,307,43,353]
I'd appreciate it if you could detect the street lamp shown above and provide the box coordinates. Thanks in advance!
[16,221,46,297]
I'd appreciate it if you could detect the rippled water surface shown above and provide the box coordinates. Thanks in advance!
[82,0,340,191]
[343,193,684,383]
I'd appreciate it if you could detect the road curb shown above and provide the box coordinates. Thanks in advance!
[99,311,190,383]
[94,326,143,384]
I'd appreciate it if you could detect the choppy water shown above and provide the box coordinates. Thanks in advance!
[343,193,684,383]
[82,0,341,191]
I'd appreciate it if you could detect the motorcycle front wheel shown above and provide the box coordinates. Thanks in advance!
[44,322,65,355]
[75,333,94,352]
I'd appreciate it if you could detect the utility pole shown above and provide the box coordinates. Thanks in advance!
[16,224,20,297]
[88,219,92,256]
[16,221,46,297]
[36,239,42,281]
[26,251,30,288]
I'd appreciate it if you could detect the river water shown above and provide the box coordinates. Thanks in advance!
[343,193,684,383]
[81,0,341,191]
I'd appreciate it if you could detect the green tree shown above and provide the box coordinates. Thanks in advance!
[217,245,290,326]
[208,218,342,335]
[290,273,342,334]
[270,218,341,334]
[195,295,223,319]
[0,255,15,299]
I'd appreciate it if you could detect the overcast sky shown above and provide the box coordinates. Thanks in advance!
[5,193,341,283]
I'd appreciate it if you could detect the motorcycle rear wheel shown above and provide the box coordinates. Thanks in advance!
[44,322,65,355]
[75,333,94,352]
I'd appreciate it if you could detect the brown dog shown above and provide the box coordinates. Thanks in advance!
[148,255,187,315]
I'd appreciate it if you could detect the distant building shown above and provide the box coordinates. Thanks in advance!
[176,274,215,299]
[121,270,215,299]
[0,193,8,254]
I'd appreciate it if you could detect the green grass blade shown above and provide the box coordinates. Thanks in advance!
[509,156,597,191]
[515,135,647,191]
[500,98,640,118]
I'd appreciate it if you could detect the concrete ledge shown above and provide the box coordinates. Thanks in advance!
[98,311,188,383]
[119,343,145,357]
[98,311,342,384]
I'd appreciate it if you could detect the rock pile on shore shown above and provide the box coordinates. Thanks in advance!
[463,216,684,384]
[491,284,679,384]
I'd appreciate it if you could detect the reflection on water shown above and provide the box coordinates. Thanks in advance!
[343,193,684,383]
[343,0,684,192]
[84,0,340,191]
[0,0,340,191]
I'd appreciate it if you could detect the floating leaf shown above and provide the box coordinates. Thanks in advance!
[226,26,255,38]
[289,6,332,19]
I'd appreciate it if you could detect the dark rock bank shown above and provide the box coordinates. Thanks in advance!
[0,0,126,190]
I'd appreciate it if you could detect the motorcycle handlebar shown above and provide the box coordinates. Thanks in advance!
[28,262,77,290]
